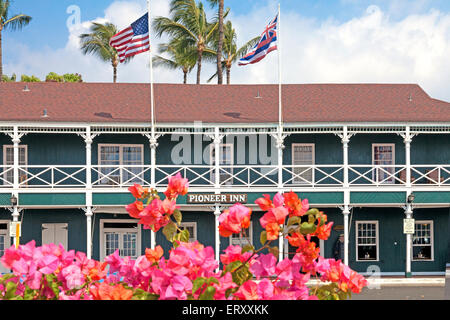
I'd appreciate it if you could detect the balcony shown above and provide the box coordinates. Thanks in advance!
[0,164,448,190]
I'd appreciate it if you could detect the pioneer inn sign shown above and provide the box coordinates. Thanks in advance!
[0,82,449,277]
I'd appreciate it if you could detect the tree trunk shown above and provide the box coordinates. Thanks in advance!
[112,55,118,83]
[183,71,187,84]
[216,0,224,85]
[113,66,117,83]
[227,66,231,85]
[0,29,3,82]
[196,49,203,85]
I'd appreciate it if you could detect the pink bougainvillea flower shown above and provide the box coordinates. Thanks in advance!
[255,194,273,211]
[220,245,253,266]
[234,280,259,300]
[104,250,122,274]
[218,204,252,237]
[257,279,274,300]
[249,254,277,278]
[164,173,189,200]
[160,275,192,300]
[126,200,144,219]
[38,254,59,275]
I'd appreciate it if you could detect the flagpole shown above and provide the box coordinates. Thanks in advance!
[277,3,284,262]
[147,0,156,249]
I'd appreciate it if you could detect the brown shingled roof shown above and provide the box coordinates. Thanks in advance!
[0,83,449,123]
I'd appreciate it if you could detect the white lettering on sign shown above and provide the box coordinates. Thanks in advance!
[187,194,248,204]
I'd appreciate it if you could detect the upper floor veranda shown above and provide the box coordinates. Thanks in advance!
[1,82,449,194]
[0,122,449,193]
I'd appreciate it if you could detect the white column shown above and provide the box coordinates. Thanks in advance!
[342,126,350,188]
[275,128,285,261]
[85,207,93,259]
[405,192,413,277]
[214,206,221,272]
[214,127,221,191]
[149,135,158,250]
[12,126,21,247]
[343,204,350,265]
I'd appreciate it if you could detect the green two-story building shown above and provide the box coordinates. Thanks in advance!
[0,82,449,277]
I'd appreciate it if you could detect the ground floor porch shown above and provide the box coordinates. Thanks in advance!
[0,206,448,276]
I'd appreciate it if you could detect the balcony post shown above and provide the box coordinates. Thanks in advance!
[342,126,350,188]
[84,127,93,205]
[213,127,224,191]
[404,126,412,188]
[11,126,22,248]
[214,205,221,272]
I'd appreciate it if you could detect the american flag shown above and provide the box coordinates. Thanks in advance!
[239,15,278,66]
[110,13,150,63]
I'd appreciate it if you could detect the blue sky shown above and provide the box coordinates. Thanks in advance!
[3,0,450,101]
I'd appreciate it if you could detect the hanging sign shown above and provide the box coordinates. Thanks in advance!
[187,194,248,204]
[403,218,415,234]
[10,222,22,237]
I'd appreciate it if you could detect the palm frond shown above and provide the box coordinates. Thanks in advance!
[3,13,31,30]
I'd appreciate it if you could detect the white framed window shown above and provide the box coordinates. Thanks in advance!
[210,143,234,185]
[3,145,27,185]
[356,221,379,262]
[0,221,10,274]
[100,219,141,261]
[412,221,434,261]
[372,144,395,184]
[292,143,315,184]
[98,144,144,185]
[229,222,253,247]
[180,222,197,243]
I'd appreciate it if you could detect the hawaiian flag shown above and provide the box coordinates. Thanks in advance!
[239,15,278,66]
[110,13,150,63]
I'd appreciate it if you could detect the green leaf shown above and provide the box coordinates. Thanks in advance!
[162,221,177,242]
[300,222,317,235]
[4,281,18,300]
[232,265,252,286]
[225,260,243,273]
[192,277,207,295]
[180,229,190,243]
[268,246,279,258]
[241,244,254,254]
[287,216,301,227]
[260,230,267,246]
[173,209,182,225]
[46,274,60,298]
[132,288,159,300]
[306,208,320,216]
[207,277,219,286]
[199,286,216,300]
[308,214,316,224]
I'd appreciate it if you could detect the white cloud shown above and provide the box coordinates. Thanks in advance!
[4,1,450,102]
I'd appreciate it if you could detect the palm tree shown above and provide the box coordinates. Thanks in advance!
[153,0,223,84]
[153,40,197,84]
[79,22,131,83]
[0,0,32,81]
[207,0,225,84]
[208,21,259,84]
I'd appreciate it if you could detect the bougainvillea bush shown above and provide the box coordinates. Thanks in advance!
[0,173,367,300]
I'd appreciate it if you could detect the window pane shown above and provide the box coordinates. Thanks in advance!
[357,245,377,260]
[413,246,432,260]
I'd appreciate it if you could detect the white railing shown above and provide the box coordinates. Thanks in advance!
[283,165,344,187]
[219,165,279,188]
[1,164,448,189]
[348,165,407,186]
[0,166,14,188]
[411,165,450,186]
[92,165,151,188]
[18,166,87,188]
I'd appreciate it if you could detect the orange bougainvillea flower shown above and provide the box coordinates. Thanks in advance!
[145,245,164,264]
[128,184,149,199]
[314,222,334,240]
[265,222,280,241]
[90,283,133,300]
[255,194,273,211]
[284,192,309,217]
